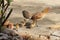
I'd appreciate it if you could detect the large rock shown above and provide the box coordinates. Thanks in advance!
[0,28,23,40]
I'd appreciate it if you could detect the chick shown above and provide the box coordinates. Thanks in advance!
[8,22,14,29]
[25,21,36,29]
[15,23,20,31]
[19,19,26,27]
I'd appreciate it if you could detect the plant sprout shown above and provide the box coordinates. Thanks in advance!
[0,0,13,32]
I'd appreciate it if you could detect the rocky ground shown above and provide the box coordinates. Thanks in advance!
[7,7,60,40]
[0,28,23,40]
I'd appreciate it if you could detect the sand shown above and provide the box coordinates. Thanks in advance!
[5,1,60,40]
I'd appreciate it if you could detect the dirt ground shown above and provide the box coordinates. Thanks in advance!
[6,1,60,40]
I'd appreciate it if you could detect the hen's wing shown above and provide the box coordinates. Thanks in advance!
[22,10,32,19]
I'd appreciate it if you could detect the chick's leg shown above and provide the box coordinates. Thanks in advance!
[36,20,38,27]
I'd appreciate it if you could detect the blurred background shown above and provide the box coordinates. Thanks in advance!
[7,0,60,25]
